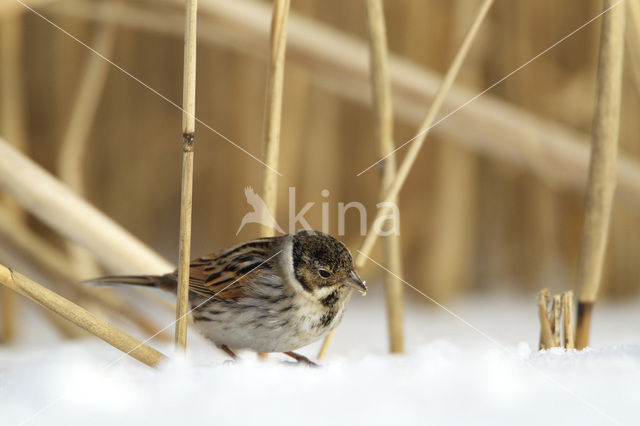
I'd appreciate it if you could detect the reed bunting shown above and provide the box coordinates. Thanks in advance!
[85,230,366,365]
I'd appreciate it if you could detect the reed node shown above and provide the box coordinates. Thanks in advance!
[175,0,199,352]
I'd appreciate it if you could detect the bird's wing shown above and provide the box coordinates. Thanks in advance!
[185,237,280,299]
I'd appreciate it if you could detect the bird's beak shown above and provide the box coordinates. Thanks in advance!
[345,270,367,296]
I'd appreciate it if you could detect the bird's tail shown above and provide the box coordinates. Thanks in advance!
[80,274,177,293]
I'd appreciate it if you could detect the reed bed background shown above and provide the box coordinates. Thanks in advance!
[0,0,639,355]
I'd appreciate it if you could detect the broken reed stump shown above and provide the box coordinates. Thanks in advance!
[562,291,575,349]
[538,289,575,350]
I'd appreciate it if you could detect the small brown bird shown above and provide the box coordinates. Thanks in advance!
[86,230,366,365]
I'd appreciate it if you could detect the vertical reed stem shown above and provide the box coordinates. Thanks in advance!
[364,0,404,354]
[58,22,117,279]
[260,0,290,238]
[258,0,290,359]
[0,14,26,150]
[425,0,482,302]
[175,0,198,352]
[575,0,625,350]
[319,0,494,359]
[625,0,640,92]
[356,0,494,264]
[0,12,27,343]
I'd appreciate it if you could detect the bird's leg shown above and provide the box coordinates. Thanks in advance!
[284,351,318,367]
[220,345,239,361]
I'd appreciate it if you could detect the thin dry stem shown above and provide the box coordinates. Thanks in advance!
[356,0,494,265]
[58,22,116,195]
[1,14,26,150]
[563,291,575,349]
[0,12,28,342]
[175,0,199,351]
[0,264,166,367]
[57,21,118,280]
[257,0,290,359]
[1,285,16,342]
[364,0,403,354]
[537,289,553,350]
[626,0,640,92]
[260,0,290,238]
[319,0,494,359]
[576,0,625,349]
[425,0,482,302]
[49,0,640,203]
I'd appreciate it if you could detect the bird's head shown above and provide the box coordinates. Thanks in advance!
[290,230,366,297]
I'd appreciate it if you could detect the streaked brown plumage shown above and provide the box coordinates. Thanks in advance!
[84,230,366,365]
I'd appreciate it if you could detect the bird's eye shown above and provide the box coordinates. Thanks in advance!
[318,269,331,278]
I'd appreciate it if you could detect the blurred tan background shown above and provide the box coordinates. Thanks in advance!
[1,0,639,309]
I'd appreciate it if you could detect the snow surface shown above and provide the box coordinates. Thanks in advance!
[1,287,639,426]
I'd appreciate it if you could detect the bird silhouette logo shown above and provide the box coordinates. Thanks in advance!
[236,186,285,235]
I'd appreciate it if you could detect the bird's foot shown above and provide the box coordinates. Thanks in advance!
[220,344,239,365]
[284,351,319,368]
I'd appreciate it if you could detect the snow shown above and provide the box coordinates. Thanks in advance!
[1,287,639,426]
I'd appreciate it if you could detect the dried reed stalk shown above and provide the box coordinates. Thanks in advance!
[575,0,625,350]
[1,14,26,152]
[318,0,494,360]
[51,0,640,203]
[0,11,27,343]
[260,0,289,238]
[0,138,173,274]
[357,0,494,263]
[57,21,117,279]
[0,264,166,367]
[364,0,403,354]
[563,291,575,349]
[425,0,482,301]
[626,0,640,92]
[53,25,177,334]
[58,25,115,195]
[175,0,199,351]
[538,289,576,350]
[0,209,172,341]
[551,294,562,347]
[257,0,290,360]
[40,307,88,339]
[0,285,16,343]
[537,289,553,350]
